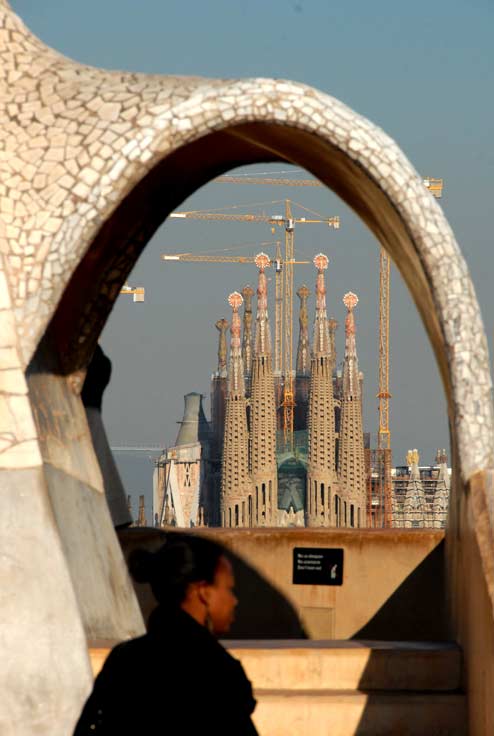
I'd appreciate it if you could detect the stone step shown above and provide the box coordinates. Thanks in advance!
[252,689,466,736]
[225,640,461,692]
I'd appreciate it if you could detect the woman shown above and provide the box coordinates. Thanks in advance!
[74,533,258,735]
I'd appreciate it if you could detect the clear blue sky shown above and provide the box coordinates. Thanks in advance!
[11,1,493,507]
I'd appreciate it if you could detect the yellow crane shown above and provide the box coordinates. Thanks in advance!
[161,252,309,266]
[423,178,444,198]
[167,200,340,447]
[120,284,145,302]
[215,175,323,187]
[216,173,444,196]
[376,176,444,527]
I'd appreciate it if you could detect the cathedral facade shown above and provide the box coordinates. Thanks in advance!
[154,254,449,530]
[154,253,368,529]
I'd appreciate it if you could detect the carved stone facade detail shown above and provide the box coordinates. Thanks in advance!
[221,292,253,527]
[249,255,278,526]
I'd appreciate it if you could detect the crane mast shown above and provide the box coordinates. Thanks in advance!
[374,176,444,528]
[282,200,295,448]
[274,240,283,374]
[377,248,392,527]
[161,252,309,265]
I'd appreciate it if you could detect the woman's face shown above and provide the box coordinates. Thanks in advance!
[206,556,238,634]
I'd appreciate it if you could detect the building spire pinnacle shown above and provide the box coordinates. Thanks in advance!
[227,292,245,395]
[215,318,229,377]
[342,291,360,396]
[338,290,366,527]
[241,285,255,376]
[296,284,310,376]
[250,253,277,526]
[254,253,272,357]
[306,254,338,527]
[312,254,331,355]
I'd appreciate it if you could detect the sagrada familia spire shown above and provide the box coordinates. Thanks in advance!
[306,254,337,527]
[249,253,278,526]
[221,292,253,527]
[338,291,366,527]
[241,284,255,379]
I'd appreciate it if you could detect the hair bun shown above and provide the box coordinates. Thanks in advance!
[128,547,155,584]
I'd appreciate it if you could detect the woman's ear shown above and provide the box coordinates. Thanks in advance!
[197,581,212,608]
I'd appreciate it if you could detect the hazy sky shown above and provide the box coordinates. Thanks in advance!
[11,1,493,508]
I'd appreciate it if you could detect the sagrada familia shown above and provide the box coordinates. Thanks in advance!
[154,252,368,528]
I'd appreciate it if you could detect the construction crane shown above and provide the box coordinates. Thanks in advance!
[161,252,310,266]
[423,178,444,198]
[216,173,444,197]
[376,248,392,528]
[120,284,145,302]
[168,201,339,448]
[215,175,323,187]
[376,176,444,527]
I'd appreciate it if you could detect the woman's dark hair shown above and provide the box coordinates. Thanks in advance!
[128,533,225,609]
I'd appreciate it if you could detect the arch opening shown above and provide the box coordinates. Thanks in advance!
[24,117,476,642]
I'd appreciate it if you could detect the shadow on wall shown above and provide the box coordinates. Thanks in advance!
[353,540,447,642]
[117,527,307,639]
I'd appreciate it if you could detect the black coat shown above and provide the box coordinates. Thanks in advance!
[74,608,258,735]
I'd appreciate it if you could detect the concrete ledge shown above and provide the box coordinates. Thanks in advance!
[253,690,467,736]
[89,639,461,691]
[226,640,462,692]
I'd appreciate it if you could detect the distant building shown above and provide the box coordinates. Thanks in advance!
[154,253,370,529]
[367,448,450,528]
[153,392,214,527]
[393,449,450,528]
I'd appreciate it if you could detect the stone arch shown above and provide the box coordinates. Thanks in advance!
[2,2,494,732]
[31,110,493,585]
[27,111,492,483]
